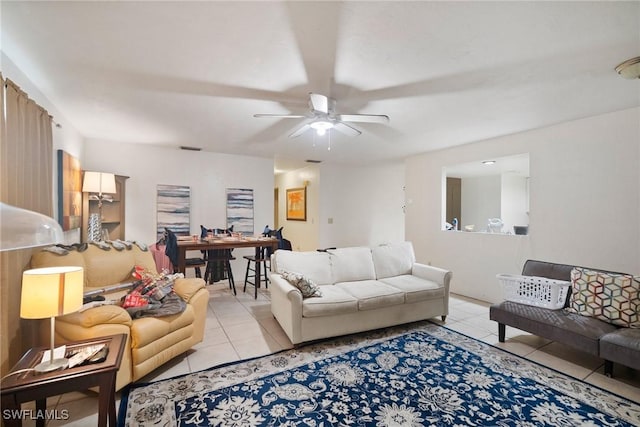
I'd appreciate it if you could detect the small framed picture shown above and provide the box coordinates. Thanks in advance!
[286,187,307,221]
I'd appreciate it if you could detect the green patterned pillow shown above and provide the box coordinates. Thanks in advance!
[566,267,640,327]
[281,271,322,298]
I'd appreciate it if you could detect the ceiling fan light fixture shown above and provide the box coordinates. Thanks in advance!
[310,120,334,136]
[615,56,640,79]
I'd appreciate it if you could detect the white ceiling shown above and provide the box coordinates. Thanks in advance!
[2,1,639,172]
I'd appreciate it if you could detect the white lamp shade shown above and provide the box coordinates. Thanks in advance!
[20,266,84,319]
[0,202,64,251]
[82,171,116,194]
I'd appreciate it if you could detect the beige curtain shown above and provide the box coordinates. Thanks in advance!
[2,78,53,211]
[0,75,54,375]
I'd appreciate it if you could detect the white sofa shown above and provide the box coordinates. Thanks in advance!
[270,242,452,344]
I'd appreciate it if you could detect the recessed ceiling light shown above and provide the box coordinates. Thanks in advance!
[615,57,640,79]
[482,160,496,165]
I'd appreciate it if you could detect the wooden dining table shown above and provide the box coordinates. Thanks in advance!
[176,236,279,276]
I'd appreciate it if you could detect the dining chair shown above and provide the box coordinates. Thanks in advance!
[164,228,205,278]
[200,225,236,295]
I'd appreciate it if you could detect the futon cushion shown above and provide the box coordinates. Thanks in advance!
[490,301,618,355]
[600,329,640,370]
[335,280,405,311]
[566,268,640,328]
[380,275,443,303]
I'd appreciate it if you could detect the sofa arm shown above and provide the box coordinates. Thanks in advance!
[413,263,452,319]
[269,273,304,344]
[412,263,452,289]
[185,285,210,344]
[57,304,132,329]
[46,308,134,392]
[173,277,206,303]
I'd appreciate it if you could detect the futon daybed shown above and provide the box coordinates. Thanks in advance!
[490,259,640,376]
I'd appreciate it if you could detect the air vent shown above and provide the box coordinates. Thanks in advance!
[306,159,322,163]
[180,146,202,151]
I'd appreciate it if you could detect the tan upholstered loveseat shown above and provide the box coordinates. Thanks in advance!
[29,244,209,391]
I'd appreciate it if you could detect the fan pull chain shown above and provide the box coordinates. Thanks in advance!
[328,130,331,151]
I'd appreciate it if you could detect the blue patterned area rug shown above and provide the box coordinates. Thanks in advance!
[119,322,639,426]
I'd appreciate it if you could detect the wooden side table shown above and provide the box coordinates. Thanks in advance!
[1,334,126,427]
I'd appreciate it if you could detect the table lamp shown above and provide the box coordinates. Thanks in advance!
[82,171,116,241]
[20,266,84,372]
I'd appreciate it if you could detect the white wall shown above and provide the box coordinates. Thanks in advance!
[275,165,320,252]
[274,162,405,251]
[318,162,405,248]
[461,175,501,231]
[501,174,528,234]
[82,139,275,273]
[406,108,640,303]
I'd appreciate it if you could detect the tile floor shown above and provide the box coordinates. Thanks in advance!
[20,283,640,425]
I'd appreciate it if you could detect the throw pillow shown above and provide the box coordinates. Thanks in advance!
[281,271,322,298]
[566,267,640,328]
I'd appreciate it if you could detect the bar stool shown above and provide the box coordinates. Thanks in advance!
[243,247,270,299]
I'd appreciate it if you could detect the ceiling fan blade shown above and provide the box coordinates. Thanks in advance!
[337,114,390,124]
[254,114,306,119]
[309,93,329,114]
[333,122,362,137]
[289,124,311,138]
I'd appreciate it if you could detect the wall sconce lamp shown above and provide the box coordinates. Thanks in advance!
[20,266,84,372]
[82,171,116,241]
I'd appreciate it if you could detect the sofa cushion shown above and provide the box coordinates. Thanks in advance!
[372,242,415,279]
[335,280,405,311]
[302,286,358,318]
[567,267,640,328]
[29,250,87,283]
[83,245,139,286]
[329,247,376,283]
[380,275,443,303]
[130,304,196,348]
[272,251,333,285]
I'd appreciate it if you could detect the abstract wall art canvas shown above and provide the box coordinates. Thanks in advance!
[57,149,82,230]
[226,188,254,234]
[157,184,190,238]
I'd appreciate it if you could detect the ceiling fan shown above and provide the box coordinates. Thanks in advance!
[254,93,389,138]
